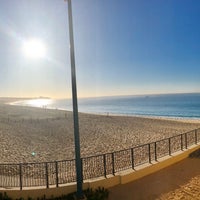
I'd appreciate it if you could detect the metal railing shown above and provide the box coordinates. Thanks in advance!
[0,128,200,189]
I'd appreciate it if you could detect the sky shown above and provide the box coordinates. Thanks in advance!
[0,0,200,99]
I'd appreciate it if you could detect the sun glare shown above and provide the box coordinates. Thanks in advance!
[22,38,46,59]
[27,99,52,108]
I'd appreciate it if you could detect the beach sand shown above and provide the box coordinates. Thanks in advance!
[0,100,200,163]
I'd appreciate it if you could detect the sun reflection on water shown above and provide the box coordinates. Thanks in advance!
[27,99,52,108]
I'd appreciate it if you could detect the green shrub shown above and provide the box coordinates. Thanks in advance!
[84,187,109,200]
[189,148,200,158]
[0,193,12,200]
[0,187,109,200]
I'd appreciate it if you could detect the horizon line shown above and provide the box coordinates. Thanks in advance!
[1,91,200,100]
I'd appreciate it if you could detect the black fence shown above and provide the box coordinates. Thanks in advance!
[0,128,200,189]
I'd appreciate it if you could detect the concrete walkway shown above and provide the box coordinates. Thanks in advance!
[108,157,200,200]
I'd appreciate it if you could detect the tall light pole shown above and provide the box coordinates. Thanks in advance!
[67,0,83,199]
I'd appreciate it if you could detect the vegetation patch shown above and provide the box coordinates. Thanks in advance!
[189,148,200,158]
[0,187,109,200]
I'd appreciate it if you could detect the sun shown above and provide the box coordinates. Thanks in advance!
[22,38,46,59]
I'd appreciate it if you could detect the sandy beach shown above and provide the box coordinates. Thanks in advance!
[0,99,200,163]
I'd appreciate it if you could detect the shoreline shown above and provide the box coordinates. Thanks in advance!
[7,99,200,123]
[0,100,200,163]
[3,93,200,123]
[89,112,200,123]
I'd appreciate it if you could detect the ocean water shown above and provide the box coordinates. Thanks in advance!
[11,93,200,119]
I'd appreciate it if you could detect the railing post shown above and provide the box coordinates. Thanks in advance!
[169,138,171,156]
[131,148,134,169]
[55,161,59,187]
[103,154,107,178]
[19,163,22,190]
[111,153,115,175]
[195,129,198,144]
[80,158,83,183]
[45,163,49,188]
[154,142,157,161]
[185,132,188,149]
[148,144,151,163]
[181,134,183,150]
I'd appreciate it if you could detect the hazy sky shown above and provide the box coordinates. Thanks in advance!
[0,0,200,98]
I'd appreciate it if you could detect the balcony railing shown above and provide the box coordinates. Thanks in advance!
[0,128,200,189]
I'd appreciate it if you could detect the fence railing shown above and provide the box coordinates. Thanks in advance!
[0,128,200,189]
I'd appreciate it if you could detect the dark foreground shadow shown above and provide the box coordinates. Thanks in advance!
[109,155,200,200]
